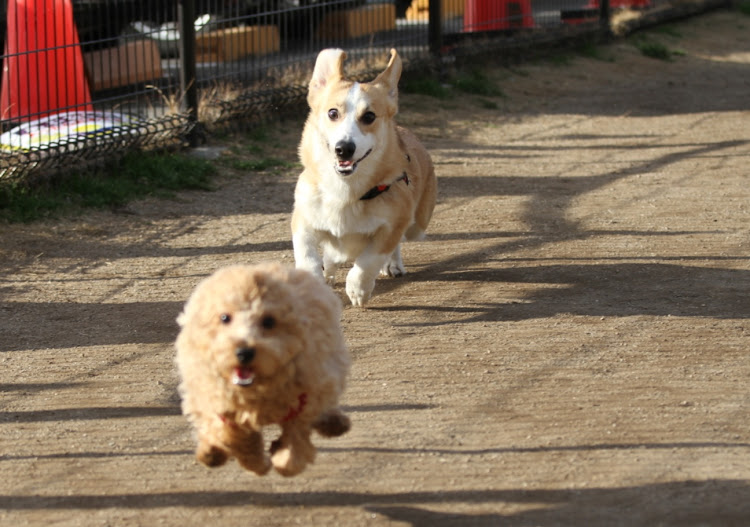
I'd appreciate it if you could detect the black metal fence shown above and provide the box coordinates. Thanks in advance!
[0,0,727,181]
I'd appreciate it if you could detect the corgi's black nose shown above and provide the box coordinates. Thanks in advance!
[235,347,256,364]
[335,140,356,160]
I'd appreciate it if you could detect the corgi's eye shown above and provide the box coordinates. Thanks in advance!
[327,109,339,121]
[360,111,376,125]
[261,315,276,330]
[220,313,232,324]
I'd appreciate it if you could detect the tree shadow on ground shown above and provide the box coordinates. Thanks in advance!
[375,261,750,323]
[0,479,747,525]
[0,300,183,352]
[371,136,749,321]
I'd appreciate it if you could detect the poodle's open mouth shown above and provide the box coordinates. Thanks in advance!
[232,366,255,386]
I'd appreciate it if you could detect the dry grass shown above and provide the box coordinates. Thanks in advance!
[611,8,644,36]
[263,50,395,89]
[197,82,243,127]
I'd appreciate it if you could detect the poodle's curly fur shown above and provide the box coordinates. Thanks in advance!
[175,263,351,477]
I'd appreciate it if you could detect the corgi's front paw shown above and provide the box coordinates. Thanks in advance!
[295,259,324,281]
[346,271,374,307]
[346,281,372,307]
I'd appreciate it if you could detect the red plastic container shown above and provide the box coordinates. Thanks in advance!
[464,0,534,32]
[1,0,93,122]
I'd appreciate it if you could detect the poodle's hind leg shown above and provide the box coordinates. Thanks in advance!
[270,423,316,477]
[313,407,351,437]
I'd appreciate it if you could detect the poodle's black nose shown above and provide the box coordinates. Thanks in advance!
[235,347,256,364]
[335,140,356,160]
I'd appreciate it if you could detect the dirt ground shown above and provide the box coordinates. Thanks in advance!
[2,9,749,526]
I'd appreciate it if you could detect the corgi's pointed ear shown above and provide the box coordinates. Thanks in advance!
[308,48,347,105]
[373,49,402,99]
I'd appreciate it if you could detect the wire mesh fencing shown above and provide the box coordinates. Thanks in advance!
[0,0,728,182]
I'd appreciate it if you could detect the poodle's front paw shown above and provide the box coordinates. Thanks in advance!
[224,427,271,475]
[270,444,314,477]
[196,442,229,468]
[235,453,272,476]
[270,432,316,477]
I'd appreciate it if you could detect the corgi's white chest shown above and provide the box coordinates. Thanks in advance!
[309,192,385,238]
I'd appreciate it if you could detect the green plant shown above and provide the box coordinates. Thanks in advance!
[633,38,673,61]
[0,184,62,223]
[577,41,615,62]
[226,158,291,172]
[656,24,683,38]
[546,53,574,67]
[477,98,499,110]
[401,77,452,99]
[453,70,505,97]
[738,0,750,15]
[0,151,216,223]
[245,125,271,143]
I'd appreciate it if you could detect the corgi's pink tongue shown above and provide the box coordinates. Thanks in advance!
[335,159,356,175]
[232,366,255,386]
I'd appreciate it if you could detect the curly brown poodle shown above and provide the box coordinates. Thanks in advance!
[175,263,351,477]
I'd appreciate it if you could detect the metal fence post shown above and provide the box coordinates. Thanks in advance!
[599,0,611,38]
[179,0,201,146]
[428,0,443,57]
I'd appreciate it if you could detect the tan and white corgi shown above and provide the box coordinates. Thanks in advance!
[291,48,437,307]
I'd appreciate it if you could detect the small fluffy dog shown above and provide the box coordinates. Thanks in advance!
[175,263,351,477]
[292,48,437,306]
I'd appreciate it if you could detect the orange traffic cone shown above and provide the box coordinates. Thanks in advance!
[1,0,93,122]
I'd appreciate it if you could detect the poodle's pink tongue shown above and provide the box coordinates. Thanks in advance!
[232,366,255,386]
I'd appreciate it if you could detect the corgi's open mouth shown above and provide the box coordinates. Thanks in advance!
[232,366,255,386]
[335,148,372,176]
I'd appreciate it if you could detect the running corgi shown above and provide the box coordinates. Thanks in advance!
[291,48,437,307]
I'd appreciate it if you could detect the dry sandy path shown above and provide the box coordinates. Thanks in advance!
[1,9,749,526]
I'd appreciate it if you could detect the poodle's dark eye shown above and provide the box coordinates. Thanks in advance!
[327,109,339,121]
[220,313,232,324]
[261,315,276,330]
[360,111,376,125]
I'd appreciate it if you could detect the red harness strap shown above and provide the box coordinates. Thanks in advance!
[219,393,308,428]
[219,413,238,429]
[281,393,308,423]
[360,172,410,201]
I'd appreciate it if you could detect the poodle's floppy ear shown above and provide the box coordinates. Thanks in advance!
[308,48,347,107]
[371,49,402,113]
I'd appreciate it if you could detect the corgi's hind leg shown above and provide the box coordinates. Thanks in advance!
[323,258,340,285]
[380,244,406,277]
[322,245,343,285]
[404,223,426,241]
